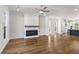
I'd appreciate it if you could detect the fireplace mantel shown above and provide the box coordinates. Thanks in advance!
[25,26,39,27]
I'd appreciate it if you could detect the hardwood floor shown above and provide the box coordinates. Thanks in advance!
[2,34,79,54]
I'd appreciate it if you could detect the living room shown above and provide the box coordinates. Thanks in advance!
[0,5,79,54]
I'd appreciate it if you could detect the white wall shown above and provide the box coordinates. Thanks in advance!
[0,6,4,47]
[9,11,66,39]
[9,12,66,39]
[0,6,10,53]
[39,15,46,35]
[24,13,39,26]
[10,12,40,39]
[10,12,24,39]
[45,16,49,35]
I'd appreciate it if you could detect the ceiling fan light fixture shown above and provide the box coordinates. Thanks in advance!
[39,10,44,14]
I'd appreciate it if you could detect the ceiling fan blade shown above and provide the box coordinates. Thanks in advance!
[41,10,49,12]
[43,6,47,9]
[35,5,50,13]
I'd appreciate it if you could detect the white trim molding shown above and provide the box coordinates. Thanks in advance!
[0,39,10,53]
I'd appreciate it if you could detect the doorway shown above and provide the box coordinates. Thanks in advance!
[49,17,58,35]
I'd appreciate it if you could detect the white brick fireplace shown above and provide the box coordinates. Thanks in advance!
[24,13,40,38]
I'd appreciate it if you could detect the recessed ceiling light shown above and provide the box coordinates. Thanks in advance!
[74,8,78,11]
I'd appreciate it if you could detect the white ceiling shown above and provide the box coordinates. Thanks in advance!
[8,5,79,16]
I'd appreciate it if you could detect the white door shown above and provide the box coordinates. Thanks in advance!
[49,17,58,35]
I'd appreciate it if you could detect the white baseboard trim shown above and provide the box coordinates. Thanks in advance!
[0,39,10,54]
[24,35,39,39]
[39,34,46,36]
[10,37,24,39]
[40,33,49,36]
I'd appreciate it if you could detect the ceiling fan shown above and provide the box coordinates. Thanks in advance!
[35,5,49,14]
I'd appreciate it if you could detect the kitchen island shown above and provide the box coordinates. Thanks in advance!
[69,29,79,36]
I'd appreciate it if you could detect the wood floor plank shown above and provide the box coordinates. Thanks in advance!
[2,35,79,54]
